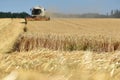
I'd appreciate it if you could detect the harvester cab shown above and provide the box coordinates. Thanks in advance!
[31,6,46,17]
[25,6,50,23]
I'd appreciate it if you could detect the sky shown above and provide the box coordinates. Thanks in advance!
[0,0,120,14]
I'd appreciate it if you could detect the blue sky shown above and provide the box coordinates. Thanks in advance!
[0,0,120,14]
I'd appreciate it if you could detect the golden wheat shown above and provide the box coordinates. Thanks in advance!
[1,18,120,80]
[13,33,120,52]
[27,18,120,36]
[0,50,120,80]
[0,19,24,53]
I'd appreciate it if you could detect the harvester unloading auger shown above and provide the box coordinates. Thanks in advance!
[25,6,50,23]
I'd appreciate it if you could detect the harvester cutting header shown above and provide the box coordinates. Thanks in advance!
[25,6,50,22]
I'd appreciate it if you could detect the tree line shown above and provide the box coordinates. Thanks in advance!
[110,9,120,18]
[49,9,120,18]
[76,9,120,18]
[0,12,30,18]
[0,9,120,18]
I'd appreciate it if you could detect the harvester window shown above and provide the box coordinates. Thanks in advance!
[32,9,42,15]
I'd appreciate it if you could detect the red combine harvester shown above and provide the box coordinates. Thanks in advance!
[25,6,50,23]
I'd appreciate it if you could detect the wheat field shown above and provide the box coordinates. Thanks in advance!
[27,18,120,36]
[18,18,120,52]
[1,18,120,80]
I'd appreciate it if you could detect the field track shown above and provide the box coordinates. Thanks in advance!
[0,19,24,53]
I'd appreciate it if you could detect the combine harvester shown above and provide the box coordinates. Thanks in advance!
[25,6,50,23]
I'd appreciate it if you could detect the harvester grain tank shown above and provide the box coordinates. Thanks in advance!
[25,6,50,23]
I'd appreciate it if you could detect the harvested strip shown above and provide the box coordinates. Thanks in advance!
[0,19,12,30]
[0,19,24,53]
